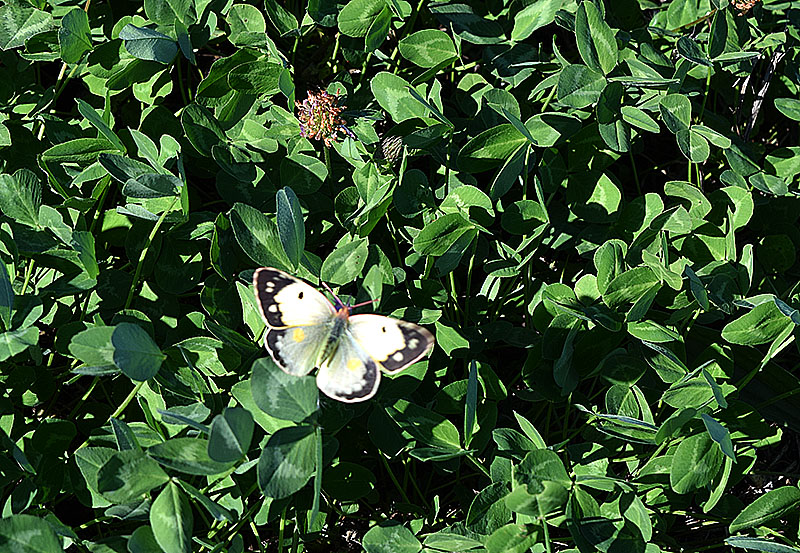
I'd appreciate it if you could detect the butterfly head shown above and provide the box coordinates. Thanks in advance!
[321,281,376,317]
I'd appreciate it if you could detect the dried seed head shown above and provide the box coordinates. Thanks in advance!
[731,0,759,15]
[295,89,355,147]
[381,135,403,164]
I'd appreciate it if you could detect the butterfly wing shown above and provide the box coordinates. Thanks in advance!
[253,267,334,328]
[347,314,434,373]
[265,322,334,376]
[253,267,336,376]
[316,333,381,402]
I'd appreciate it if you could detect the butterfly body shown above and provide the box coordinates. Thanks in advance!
[253,267,434,402]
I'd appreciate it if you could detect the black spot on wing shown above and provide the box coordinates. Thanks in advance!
[264,328,289,368]
[379,324,434,373]
[253,268,297,327]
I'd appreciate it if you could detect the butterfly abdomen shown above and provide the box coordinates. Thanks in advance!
[319,314,348,363]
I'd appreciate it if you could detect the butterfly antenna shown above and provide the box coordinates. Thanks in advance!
[321,281,345,310]
[350,298,378,310]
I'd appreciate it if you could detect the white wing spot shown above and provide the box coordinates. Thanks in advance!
[268,304,278,312]
[392,352,404,362]
[408,339,419,349]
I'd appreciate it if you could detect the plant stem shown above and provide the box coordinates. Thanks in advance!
[110,380,145,419]
[20,259,35,296]
[124,197,178,310]
[380,455,412,503]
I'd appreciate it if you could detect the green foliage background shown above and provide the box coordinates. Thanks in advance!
[1,0,800,551]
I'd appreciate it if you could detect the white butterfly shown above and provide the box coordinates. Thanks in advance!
[252,267,435,403]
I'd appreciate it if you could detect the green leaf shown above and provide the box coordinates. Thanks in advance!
[727,537,800,553]
[774,98,800,121]
[423,532,483,552]
[320,238,369,285]
[457,124,527,173]
[111,322,165,381]
[276,187,305,269]
[228,60,284,96]
[670,432,723,494]
[257,425,317,498]
[387,400,461,451]
[659,94,691,133]
[362,523,422,553]
[511,0,562,42]
[148,438,235,475]
[730,486,800,533]
[398,29,457,68]
[556,64,606,109]
[621,105,660,133]
[150,482,193,553]
[97,449,169,503]
[338,0,387,37]
[677,35,711,67]
[122,174,182,198]
[208,407,254,463]
[700,414,735,461]
[264,0,298,34]
[250,357,318,423]
[128,525,162,553]
[0,169,41,228]
[574,1,617,75]
[0,4,53,50]
[603,267,660,309]
[110,417,140,451]
[0,327,38,362]
[365,6,391,52]
[413,213,473,256]
[76,99,125,152]
[181,103,226,156]
[230,203,292,271]
[280,154,328,195]
[0,262,12,330]
[722,300,794,346]
[708,9,727,58]
[677,128,709,162]
[0,514,62,553]
[371,72,428,122]
[176,480,234,522]
[485,523,538,553]
[41,137,117,163]
[119,24,177,64]
[58,7,92,63]
[69,326,115,368]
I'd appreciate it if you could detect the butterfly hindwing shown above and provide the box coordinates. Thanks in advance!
[253,268,334,328]
[265,322,334,376]
[348,314,434,373]
[316,334,380,402]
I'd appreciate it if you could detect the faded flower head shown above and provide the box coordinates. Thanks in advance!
[732,0,759,14]
[381,135,403,164]
[296,90,355,147]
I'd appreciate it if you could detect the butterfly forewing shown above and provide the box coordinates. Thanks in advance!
[253,268,334,328]
[348,315,434,373]
[316,334,380,402]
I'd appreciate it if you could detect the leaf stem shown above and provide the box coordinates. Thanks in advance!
[20,259,35,296]
[380,454,412,503]
[124,196,179,310]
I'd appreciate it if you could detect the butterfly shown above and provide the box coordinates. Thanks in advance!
[252,267,435,403]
